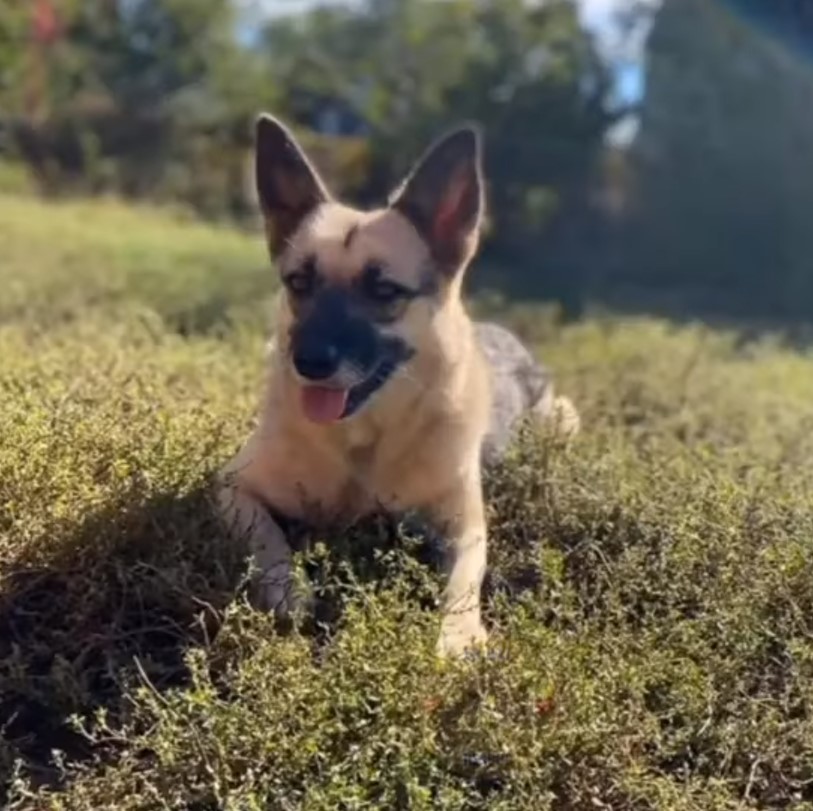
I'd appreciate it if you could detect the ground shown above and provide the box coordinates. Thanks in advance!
[2,192,813,810]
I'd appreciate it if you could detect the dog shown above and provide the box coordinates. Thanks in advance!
[218,115,579,657]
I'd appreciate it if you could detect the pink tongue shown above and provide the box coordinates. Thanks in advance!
[301,386,348,423]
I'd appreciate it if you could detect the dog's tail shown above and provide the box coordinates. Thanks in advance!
[533,385,581,439]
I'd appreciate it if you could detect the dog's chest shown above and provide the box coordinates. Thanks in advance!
[336,438,402,514]
[324,428,434,519]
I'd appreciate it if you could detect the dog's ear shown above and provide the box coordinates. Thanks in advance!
[255,114,330,255]
[390,125,484,273]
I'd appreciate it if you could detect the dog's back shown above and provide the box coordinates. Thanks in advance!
[477,322,579,465]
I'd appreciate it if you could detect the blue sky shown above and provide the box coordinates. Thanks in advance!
[579,0,651,106]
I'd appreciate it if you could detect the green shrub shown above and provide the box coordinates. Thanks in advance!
[2,195,813,810]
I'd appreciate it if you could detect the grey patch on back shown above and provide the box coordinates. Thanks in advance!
[475,322,552,467]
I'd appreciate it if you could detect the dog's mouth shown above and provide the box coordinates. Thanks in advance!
[299,364,396,423]
[300,356,402,424]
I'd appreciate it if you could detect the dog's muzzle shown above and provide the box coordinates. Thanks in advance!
[297,338,413,423]
[289,289,414,423]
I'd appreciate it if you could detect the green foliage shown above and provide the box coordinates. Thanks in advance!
[0,4,33,111]
[265,0,611,279]
[618,0,813,320]
[1,0,263,216]
[11,0,813,322]
[0,161,36,196]
[3,194,813,809]
[1,0,613,303]
[0,192,270,333]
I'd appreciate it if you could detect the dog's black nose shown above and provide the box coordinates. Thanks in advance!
[293,343,341,381]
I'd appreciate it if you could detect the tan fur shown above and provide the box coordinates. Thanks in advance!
[220,118,507,656]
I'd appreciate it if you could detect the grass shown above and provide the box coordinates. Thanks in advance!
[0,193,271,334]
[2,192,813,809]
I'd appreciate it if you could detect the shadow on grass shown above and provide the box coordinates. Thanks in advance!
[0,453,559,804]
[0,484,245,800]
[0,486,456,801]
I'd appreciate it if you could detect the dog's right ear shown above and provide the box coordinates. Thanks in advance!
[390,125,484,274]
[255,114,330,255]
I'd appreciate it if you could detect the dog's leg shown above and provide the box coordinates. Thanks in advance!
[217,480,300,617]
[432,470,489,658]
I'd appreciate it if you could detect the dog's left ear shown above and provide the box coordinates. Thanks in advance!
[255,114,331,256]
[390,125,484,274]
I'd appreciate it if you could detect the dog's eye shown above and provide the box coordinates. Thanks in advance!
[366,279,407,305]
[359,263,416,313]
[283,260,317,298]
[285,273,314,296]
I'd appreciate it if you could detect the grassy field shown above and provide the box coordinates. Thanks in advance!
[2,192,813,810]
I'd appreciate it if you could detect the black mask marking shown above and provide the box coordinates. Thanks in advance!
[289,287,414,416]
[342,336,415,418]
[290,288,379,381]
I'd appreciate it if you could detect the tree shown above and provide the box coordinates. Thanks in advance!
[261,0,616,306]
[618,0,813,320]
[3,0,265,216]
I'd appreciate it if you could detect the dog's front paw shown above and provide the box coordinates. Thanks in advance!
[436,613,488,658]
[248,562,308,620]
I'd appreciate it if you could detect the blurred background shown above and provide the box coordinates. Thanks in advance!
[1,0,813,325]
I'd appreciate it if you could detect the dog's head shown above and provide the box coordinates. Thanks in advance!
[255,114,484,423]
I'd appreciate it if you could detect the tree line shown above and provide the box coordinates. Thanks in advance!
[2,0,813,322]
